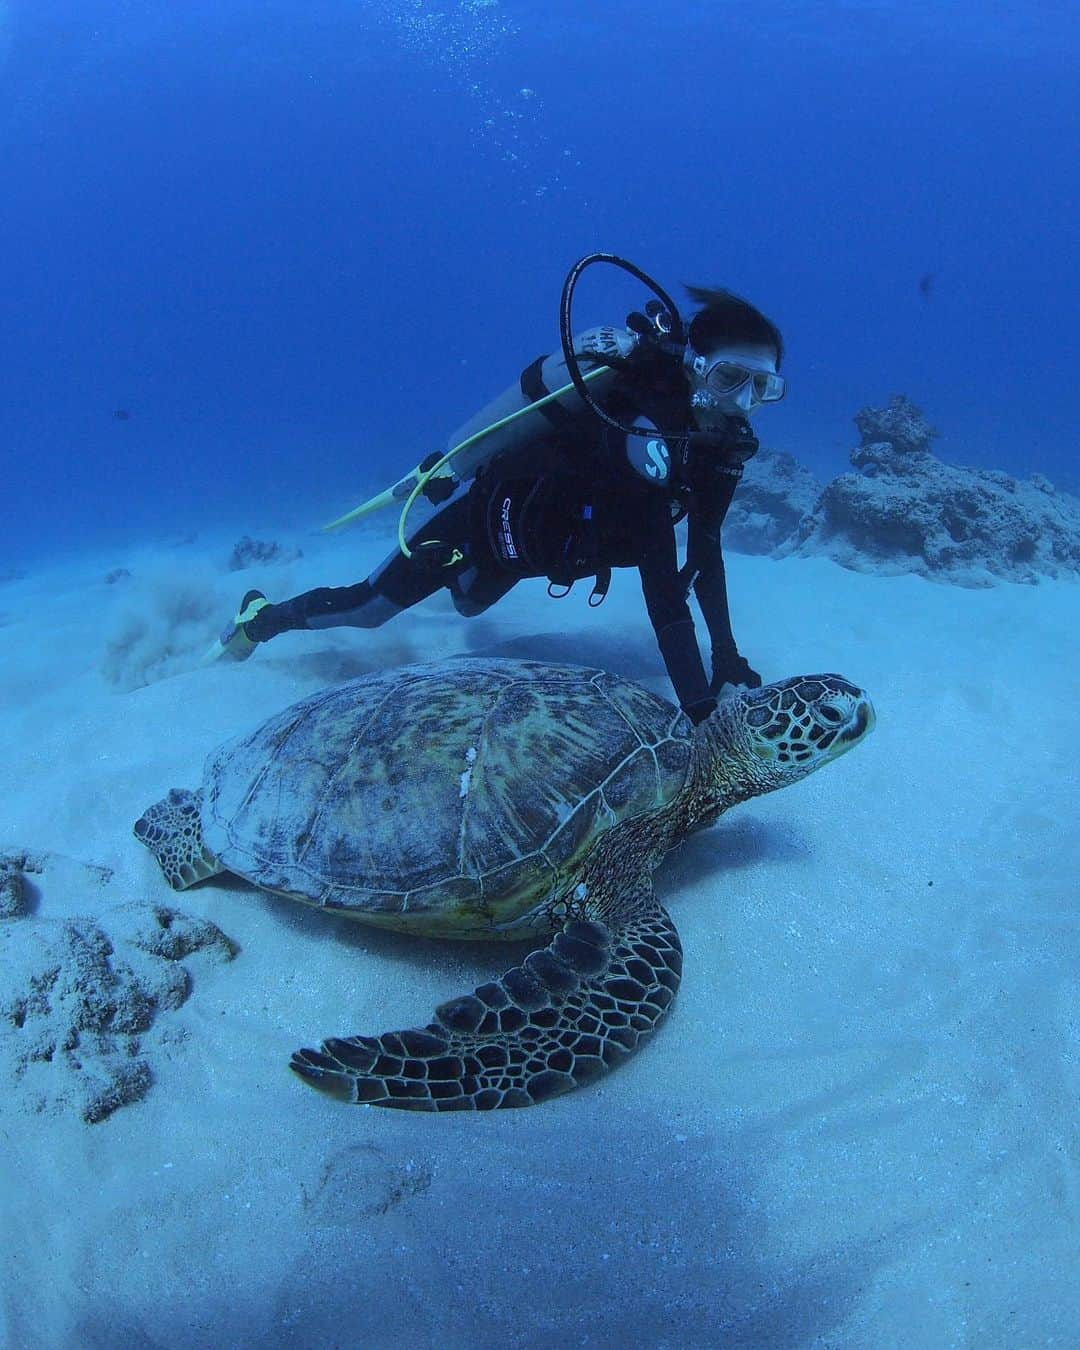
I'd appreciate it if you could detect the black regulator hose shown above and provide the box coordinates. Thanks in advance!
[559,252,687,439]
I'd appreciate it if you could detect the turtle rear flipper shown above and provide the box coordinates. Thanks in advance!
[290,883,682,1110]
[134,788,224,890]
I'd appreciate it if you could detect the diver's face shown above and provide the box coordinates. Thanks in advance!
[689,342,782,427]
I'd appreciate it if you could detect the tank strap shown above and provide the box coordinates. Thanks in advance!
[520,356,578,433]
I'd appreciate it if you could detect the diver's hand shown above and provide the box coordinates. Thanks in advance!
[688,421,759,466]
[711,654,762,697]
[574,326,639,368]
[421,474,457,505]
[417,451,459,505]
[683,696,717,726]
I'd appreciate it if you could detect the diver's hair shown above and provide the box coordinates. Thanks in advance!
[684,284,784,367]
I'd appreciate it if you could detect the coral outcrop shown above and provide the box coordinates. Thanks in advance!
[721,448,823,555]
[780,396,1080,586]
[1,851,236,1122]
[228,536,303,571]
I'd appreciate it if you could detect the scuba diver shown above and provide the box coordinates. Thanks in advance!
[210,255,785,726]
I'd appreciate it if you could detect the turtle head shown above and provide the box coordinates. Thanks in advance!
[702,673,875,810]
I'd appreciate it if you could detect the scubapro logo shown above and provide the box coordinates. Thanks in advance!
[645,439,669,480]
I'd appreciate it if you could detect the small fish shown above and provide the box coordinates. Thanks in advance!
[113,408,131,421]
[918,273,935,299]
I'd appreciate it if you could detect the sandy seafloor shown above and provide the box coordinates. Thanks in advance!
[0,516,1076,1350]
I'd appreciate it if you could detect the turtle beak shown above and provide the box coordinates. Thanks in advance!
[839,698,875,746]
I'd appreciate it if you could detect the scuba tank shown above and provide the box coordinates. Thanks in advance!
[318,355,613,540]
[436,344,620,485]
[322,253,690,560]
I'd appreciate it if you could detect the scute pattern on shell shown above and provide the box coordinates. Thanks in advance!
[201,660,691,937]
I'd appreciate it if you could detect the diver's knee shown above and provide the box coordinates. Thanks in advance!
[451,592,489,618]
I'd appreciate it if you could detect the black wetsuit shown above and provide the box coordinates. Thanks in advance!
[248,352,758,722]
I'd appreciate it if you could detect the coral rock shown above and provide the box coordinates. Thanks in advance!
[228,536,303,571]
[781,438,1080,587]
[854,394,939,454]
[723,448,823,555]
[0,859,26,919]
[1,899,236,1122]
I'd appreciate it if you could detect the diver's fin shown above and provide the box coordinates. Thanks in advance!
[200,591,268,666]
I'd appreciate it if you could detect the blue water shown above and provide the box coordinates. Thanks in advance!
[2,0,1077,568]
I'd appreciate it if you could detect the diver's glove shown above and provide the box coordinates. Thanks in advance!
[422,476,457,505]
[683,696,718,726]
[417,452,459,505]
[681,423,759,502]
[689,419,759,468]
[710,653,762,698]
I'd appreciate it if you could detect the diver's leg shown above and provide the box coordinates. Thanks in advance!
[211,490,475,660]
[447,565,517,618]
[245,548,440,640]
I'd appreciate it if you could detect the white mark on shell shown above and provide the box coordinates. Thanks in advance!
[459,746,478,798]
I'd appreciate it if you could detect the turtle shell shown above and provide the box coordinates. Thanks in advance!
[201,659,692,938]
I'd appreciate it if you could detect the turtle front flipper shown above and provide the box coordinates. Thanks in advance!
[133,788,224,890]
[290,884,682,1111]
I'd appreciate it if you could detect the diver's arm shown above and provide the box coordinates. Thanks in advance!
[686,484,761,691]
[638,512,714,724]
[686,514,737,666]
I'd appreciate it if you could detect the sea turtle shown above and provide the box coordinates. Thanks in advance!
[134,659,873,1110]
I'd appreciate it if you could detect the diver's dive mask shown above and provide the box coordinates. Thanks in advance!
[688,350,786,419]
